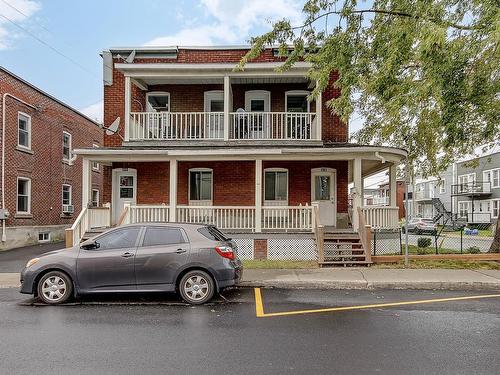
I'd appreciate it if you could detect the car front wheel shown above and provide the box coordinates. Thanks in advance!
[179,270,215,305]
[37,271,73,305]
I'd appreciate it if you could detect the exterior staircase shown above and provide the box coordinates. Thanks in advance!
[317,230,372,267]
[81,227,107,242]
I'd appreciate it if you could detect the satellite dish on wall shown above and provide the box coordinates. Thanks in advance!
[105,117,120,135]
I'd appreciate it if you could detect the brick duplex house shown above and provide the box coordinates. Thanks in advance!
[71,46,406,264]
[0,67,103,250]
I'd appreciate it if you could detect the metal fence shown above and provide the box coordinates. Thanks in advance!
[372,228,496,255]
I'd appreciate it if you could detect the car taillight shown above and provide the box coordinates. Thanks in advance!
[215,246,235,260]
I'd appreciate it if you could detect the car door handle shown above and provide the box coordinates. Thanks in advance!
[175,249,187,254]
[121,252,134,258]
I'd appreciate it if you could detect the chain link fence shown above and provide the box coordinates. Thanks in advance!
[372,227,496,255]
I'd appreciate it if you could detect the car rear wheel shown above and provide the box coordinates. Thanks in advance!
[37,271,72,305]
[179,270,215,305]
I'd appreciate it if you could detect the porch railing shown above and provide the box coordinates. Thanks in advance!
[262,205,314,231]
[65,206,111,247]
[129,204,170,223]
[360,206,400,229]
[129,112,224,140]
[177,206,256,230]
[229,112,315,140]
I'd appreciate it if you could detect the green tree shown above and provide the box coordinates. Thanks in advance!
[239,0,499,251]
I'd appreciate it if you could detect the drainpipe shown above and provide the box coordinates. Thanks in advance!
[375,152,386,164]
[1,93,38,242]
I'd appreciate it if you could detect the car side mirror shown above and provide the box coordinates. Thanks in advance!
[80,239,100,250]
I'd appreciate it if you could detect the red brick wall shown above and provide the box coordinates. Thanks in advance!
[321,71,348,143]
[102,162,169,205]
[263,160,349,213]
[104,48,346,145]
[177,161,255,205]
[0,69,103,227]
[102,160,347,213]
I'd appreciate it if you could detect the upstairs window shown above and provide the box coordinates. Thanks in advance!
[62,132,72,161]
[285,91,309,113]
[146,92,170,112]
[62,184,72,207]
[264,169,288,201]
[189,169,213,201]
[483,169,499,188]
[92,144,99,171]
[18,112,31,149]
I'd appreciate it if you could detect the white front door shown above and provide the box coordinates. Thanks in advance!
[204,90,224,138]
[311,168,337,226]
[245,90,270,139]
[112,169,137,224]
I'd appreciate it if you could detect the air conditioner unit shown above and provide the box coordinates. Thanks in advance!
[62,205,74,214]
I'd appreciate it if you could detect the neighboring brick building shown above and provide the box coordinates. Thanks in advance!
[72,45,406,262]
[0,67,103,250]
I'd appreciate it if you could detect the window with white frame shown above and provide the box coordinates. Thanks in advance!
[92,144,99,171]
[458,201,471,218]
[38,232,50,242]
[285,91,310,113]
[146,92,170,112]
[458,173,475,185]
[492,199,499,218]
[483,169,500,188]
[18,112,31,149]
[264,169,288,201]
[439,180,446,194]
[62,132,72,161]
[92,189,99,207]
[17,177,31,214]
[189,169,213,202]
[62,184,72,207]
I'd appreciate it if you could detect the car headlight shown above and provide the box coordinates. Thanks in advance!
[26,258,40,268]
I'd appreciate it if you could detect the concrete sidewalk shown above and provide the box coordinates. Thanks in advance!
[1,268,499,291]
[240,268,500,291]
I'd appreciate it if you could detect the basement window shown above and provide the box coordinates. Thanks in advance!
[38,232,50,242]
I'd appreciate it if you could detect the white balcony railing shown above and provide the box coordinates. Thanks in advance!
[371,196,389,206]
[128,111,317,141]
[130,112,224,140]
[360,206,400,229]
[229,112,315,140]
[414,189,434,201]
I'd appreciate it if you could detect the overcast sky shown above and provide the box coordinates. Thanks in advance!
[0,0,365,133]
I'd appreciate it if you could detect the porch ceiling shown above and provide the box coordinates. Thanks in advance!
[137,76,310,86]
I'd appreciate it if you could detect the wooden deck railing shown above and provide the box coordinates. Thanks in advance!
[357,207,372,263]
[65,206,111,247]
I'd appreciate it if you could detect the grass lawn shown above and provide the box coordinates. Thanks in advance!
[378,245,463,255]
[242,260,318,269]
[373,259,500,270]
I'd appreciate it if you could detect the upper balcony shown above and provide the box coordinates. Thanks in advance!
[451,181,491,196]
[414,189,435,201]
[117,61,325,145]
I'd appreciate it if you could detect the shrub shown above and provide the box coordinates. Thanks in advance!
[466,246,481,254]
[418,237,432,248]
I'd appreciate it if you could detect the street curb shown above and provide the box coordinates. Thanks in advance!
[239,281,500,291]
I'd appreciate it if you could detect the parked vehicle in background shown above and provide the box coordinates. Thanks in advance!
[402,218,438,235]
[20,223,242,305]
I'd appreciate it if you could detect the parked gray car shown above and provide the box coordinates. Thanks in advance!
[20,223,242,305]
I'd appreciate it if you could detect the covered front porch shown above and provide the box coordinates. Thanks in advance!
[69,146,406,249]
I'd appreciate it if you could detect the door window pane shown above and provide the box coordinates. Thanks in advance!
[315,176,330,200]
[189,171,212,201]
[265,171,288,201]
[142,227,186,247]
[96,227,140,250]
[147,94,169,112]
[119,176,134,199]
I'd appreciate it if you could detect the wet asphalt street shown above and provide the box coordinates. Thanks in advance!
[0,286,499,375]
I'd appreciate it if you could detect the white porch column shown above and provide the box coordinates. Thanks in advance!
[169,159,178,222]
[255,159,262,232]
[223,75,231,141]
[124,76,131,142]
[315,84,322,140]
[352,158,362,231]
[81,158,92,209]
[389,163,397,206]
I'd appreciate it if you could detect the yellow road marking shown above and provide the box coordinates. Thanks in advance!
[253,288,500,318]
